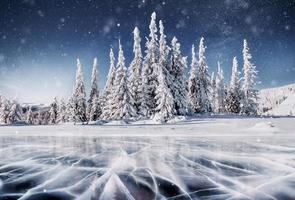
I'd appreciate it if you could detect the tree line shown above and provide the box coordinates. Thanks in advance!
[0,12,258,125]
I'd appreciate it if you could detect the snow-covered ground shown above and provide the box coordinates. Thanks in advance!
[259,83,295,116]
[0,117,294,199]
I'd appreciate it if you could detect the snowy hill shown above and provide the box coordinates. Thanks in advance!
[259,83,295,116]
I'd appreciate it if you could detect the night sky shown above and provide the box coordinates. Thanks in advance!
[0,0,294,103]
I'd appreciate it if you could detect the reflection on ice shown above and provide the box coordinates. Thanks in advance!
[0,134,295,200]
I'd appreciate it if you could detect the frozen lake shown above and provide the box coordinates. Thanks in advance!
[0,118,294,200]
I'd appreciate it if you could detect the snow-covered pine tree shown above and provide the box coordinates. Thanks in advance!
[7,100,22,124]
[170,36,188,115]
[158,20,170,76]
[70,59,87,123]
[241,39,258,115]
[87,58,102,122]
[86,57,101,120]
[210,72,216,112]
[43,111,50,125]
[128,27,142,114]
[187,45,199,114]
[49,97,58,124]
[196,37,212,113]
[57,99,67,123]
[36,110,43,125]
[26,106,34,124]
[154,66,174,121]
[100,48,116,120]
[215,62,225,113]
[154,20,175,121]
[140,12,159,117]
[66,97,74,122]
[89,95,101,121]
[225,57,241,113]
[0,95,2,114]
[0,97,10,124]
[110,40,137,120]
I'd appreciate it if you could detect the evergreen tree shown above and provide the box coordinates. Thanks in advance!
[225,57,241,113]
[110,40,137,119]
[128,27,142,114]
[215,62,225,113]
[241,39,258,115]
[158,20,170,78]
[89,95,101,121]
[66,97,74,122]
[49,97,58,124]
[26,106,34,124]
[154,20,175,121]
[87,57,100,120]
[7,101,22,124]
[154,66,174,121]
[43,111,50,125]
[101,48,116,120]
[57,99,67,123]
[187,45,198,114]
[0,97,10,124]
[70,59,87,123]
[170,37,187,115]
[196,37,212,113]
[36,110,43,125]
[140,12,159,117]
[210,72,216,112]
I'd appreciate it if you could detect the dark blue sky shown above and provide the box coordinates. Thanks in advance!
[0,0,294,103]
